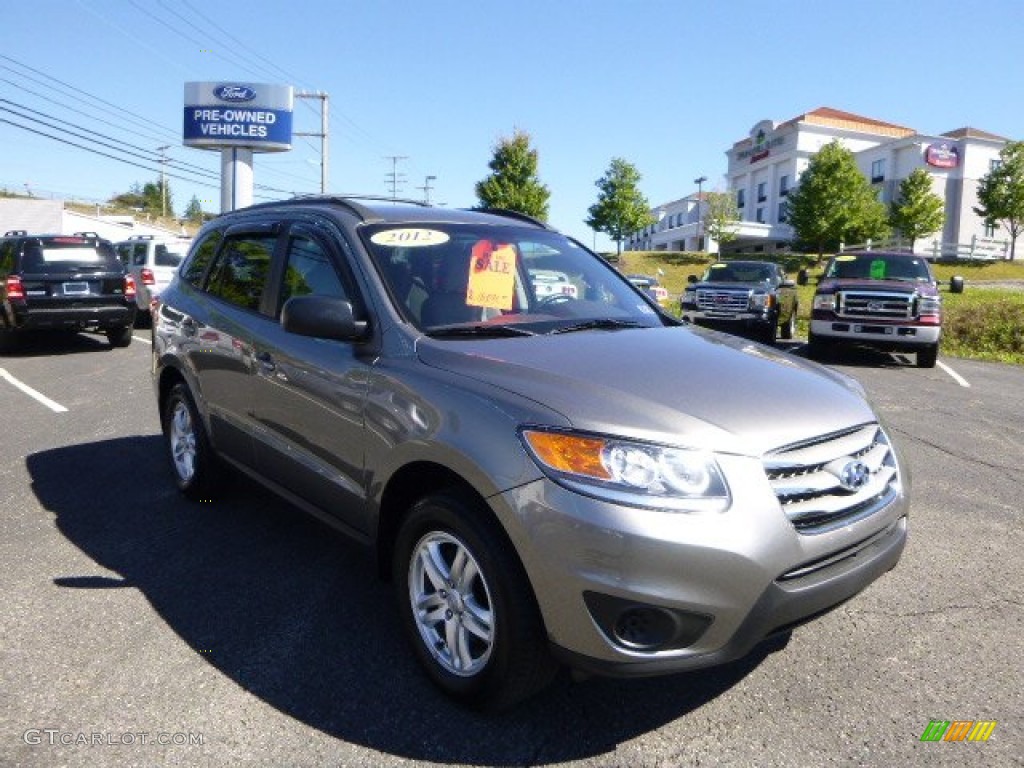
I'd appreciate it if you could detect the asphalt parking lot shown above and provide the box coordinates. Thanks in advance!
[1,331,1021,767]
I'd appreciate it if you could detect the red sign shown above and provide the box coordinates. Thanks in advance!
[925,143,959,168]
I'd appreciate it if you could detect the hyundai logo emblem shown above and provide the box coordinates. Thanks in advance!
[214,85,257,102]
[838,460,871,491]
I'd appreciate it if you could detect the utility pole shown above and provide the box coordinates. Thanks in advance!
[157,145,171,218]
[384,155,408,200]
[693,175,707,251]
[417,175,437,204]
[295,91,330,193]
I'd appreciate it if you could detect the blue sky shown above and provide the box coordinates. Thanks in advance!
[2,0,1021,249]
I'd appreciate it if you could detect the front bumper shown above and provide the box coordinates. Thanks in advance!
[495,451,908,676]
[683,310,775,335]
[810,318,940,349]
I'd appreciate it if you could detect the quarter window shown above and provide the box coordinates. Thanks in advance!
[182,230,223,286]
[206,234,276,312]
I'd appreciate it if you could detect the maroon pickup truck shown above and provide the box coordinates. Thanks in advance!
[808,251,942,368]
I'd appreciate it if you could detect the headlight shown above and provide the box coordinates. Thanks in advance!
[520,428,730,512]
[749,292,774,310]
[813,293,836,311]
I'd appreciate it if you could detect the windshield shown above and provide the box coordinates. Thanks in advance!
[825,253,933,281]
[702,262,775,283]
[361,223,664,334]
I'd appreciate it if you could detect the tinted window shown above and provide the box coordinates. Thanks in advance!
[155,243,188,267]
[279,234,346,312]
[206,234,275,311]
[132,243,148,266]
[181,230,223,286]
[20,237,120,272]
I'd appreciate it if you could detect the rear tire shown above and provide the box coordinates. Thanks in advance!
[393,490,557,711]
[917,343,939,368]
[107,326,133,348]
[162,382,219,500]
[0,327,20,354]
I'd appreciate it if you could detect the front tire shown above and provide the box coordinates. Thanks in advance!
[393,490,557,711]
[917,343,939,368]
[162,382,218,500]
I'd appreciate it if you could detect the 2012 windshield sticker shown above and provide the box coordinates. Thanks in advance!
[370,229,451,247]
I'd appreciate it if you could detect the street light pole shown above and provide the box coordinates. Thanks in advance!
[693,175,707,252]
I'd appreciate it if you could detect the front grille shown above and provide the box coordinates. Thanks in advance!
[837,291,913,320]
[696,289,749,312]
[763,423,899,534]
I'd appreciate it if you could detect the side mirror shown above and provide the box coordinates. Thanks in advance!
[281,295,368,341]
[949,275,965,294]
[687,274,698,284]
[796,269,809,286]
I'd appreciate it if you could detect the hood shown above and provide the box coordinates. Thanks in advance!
[416,326,876,457]
[819,278,938,296]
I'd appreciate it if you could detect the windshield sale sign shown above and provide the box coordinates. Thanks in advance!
[184,82,293,151]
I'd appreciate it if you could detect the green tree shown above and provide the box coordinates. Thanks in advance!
[703,191,741,251]
[586,158,654,255]
[475,129,550,220]
[889,168,945,249]
[786,140,890,257]
[184,195,205,223]
[974,140,1024,260]
[108,178,173,218]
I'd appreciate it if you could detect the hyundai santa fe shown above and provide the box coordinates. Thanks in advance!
[152,196,908,710]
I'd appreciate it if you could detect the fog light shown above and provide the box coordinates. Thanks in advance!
[584,591,712,652]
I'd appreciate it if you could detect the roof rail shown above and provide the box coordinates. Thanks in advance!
[468,207,555,230]
[231,194,430,224]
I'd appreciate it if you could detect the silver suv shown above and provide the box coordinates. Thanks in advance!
[114,235,191,323]
[152,197,908,710]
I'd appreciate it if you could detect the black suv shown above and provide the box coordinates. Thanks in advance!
[0,230,137,351]
[152,197,907,710]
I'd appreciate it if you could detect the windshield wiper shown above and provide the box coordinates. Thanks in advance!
[549,318,644,335]
[425,324,537,338]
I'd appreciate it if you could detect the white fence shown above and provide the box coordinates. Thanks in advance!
[840,235,1010,261]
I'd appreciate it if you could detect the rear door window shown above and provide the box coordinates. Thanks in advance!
[205,233,276,313]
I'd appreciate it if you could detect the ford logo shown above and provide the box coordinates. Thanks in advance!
[214,85,256,102]
[838,460,871,492]
[867,301,884,311]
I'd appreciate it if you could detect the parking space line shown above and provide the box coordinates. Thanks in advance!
[133,334,152,345]
[0,367,68,413]
[937,360,970,388]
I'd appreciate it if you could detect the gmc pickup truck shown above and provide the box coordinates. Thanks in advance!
[680,260,798,345]
[808,251,941,368]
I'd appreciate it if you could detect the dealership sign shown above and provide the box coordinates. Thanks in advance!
[925,143,959,169]
[183,82,293,151]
